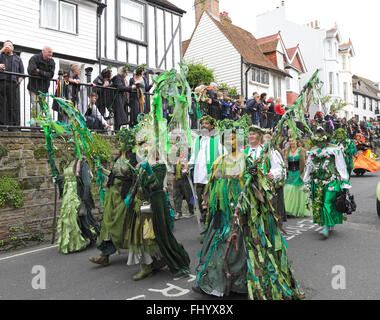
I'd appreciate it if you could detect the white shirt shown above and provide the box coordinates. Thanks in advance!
[189,135,223,185]
[87,104,108,127]
[247,145,264,160]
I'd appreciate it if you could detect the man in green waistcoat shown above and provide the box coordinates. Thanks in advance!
[189,115,223,221]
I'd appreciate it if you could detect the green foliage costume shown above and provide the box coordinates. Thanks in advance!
[194,120,302,300]
[332,129,357,177]
[303,130,351,237]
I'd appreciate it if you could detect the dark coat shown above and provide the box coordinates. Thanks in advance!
[93,74,114,116]
[27,52,55,93]
[206,89,221,121]
[0,52,24,83]
[110,74,132,131]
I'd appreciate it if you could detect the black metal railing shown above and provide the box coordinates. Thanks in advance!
[0,70,154,132]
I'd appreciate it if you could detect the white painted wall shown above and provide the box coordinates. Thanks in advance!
[0,0,98,60]
[184,13,242,91]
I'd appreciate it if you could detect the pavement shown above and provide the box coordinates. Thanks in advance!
[1,171,380,300]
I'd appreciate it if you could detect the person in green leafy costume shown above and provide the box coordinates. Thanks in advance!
[332,128,357,178]
[57,140,100,254]
[193,119,303,300]
[303,127,351,238]
[89,128,138,266]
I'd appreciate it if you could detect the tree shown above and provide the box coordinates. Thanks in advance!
[186,62,215,89]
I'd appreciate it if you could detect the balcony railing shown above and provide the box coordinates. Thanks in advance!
[0,70,153,132]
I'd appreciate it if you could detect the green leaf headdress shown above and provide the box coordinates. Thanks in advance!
[117,127,137,153]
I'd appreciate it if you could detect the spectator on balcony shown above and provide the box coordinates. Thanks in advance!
[0,40,24,127]
[85,92,111,131]
[110,65,136,131]
[129,65,153,114]
[67,63,88,116]
[27,46,55,120]
[129,66,146,127]
[92,67,113,117]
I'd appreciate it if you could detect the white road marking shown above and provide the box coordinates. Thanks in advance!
[0,245,58,262]
[127,295,146,300]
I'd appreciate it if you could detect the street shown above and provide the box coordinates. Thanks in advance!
[1,171,380,300]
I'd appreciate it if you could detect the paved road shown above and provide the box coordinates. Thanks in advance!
[1,172,379,300]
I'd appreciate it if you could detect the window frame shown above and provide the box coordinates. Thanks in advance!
[40,0,78,35]
[250,68,269,86]
[59,0,77,34]
[117,0,148,46]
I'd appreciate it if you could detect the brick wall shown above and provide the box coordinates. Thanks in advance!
[0,131,119,247]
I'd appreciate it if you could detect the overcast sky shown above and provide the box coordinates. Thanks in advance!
[169,0,380,82]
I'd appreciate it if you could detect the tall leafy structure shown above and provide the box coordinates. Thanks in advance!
[36,94,107,206]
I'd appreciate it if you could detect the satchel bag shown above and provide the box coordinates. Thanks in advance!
[335,191,357,215]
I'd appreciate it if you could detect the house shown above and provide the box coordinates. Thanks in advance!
[256,2,352,117]
[182,0,289,103]
[352,75,380,121]
[0,0,186,126]
[339,40,355,119]
[257,32,307,105]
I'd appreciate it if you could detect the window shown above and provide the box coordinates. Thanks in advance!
[363,97,367,110]
[120,0,145,42]
[328,41,332,58]
[286,77,291,91]
[354,95,358,108]
[370,99,373,112]
[256,69,261,83]
[278,77,282,98]
[60,1,76,33]
[251,68,269,85]
[41,0,77,33]
[344,82,348,102]
[336,74,340,95]
[329,72,334,94]
[342,56,346,70]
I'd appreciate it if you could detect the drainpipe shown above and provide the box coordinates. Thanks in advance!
[245,64,252,101]
[96,1,107,74]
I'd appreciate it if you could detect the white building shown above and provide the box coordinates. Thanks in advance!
[0,0,185,126]
[183,0,289,103]
[352,75,380,121]
[256,2,352,117]
[338,40,355,119]
[256,32,307,105]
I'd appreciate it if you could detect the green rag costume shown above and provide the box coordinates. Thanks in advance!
[284,148,312,217]
[194,153,302,300]
[98,157,135,254]
[124,163,190,277]
[332,138,357,176]
[304,145,351,227]
[57,162,87,254]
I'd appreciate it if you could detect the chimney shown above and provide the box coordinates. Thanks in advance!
[281,1,285,6]
[195,0,220,25]
[220,11,232,23]
[310,21,314,28]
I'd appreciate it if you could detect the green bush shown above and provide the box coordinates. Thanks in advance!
[0,175,24,209]
[92,133,113,165]
[187,63,215,89]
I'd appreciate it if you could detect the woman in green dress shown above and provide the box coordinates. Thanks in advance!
[89,128,137,266]
[57,141,100,254]
[193,122,303,300]
[303,128,351,239]
[284,137,312,218]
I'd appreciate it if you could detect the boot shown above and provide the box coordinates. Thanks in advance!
[89,254,109,266]
[319,226,329,239]
[133,264,153,281]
